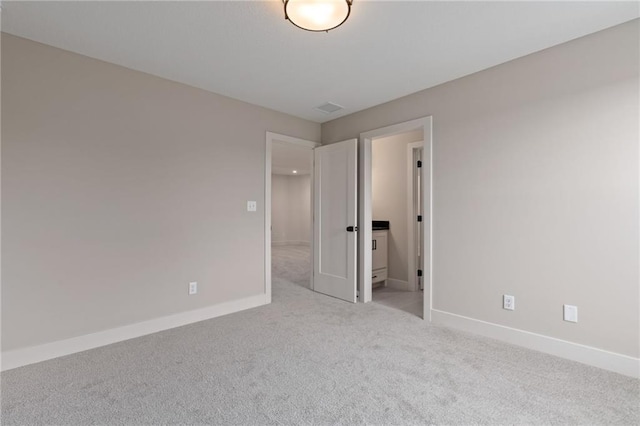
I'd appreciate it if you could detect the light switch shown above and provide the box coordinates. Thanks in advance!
[563,304,578,323]
[247,201,257,212]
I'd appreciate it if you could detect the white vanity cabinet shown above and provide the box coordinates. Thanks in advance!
[372,230,388,285]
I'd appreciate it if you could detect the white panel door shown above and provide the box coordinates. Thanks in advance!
[313,139,358,303]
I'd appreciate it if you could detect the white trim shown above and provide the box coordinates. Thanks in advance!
[357,136,372,303]
[1,293,268,372]
[432,309,640,378]
[359,117,433,319]
[386,278,409,291]
[406,141,423,292]
[425,117,433,321]
[265,132,319,303]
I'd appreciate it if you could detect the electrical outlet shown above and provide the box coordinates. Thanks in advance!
[563,304,578,322]
[247,201,257,212]
[503,294,515,311]
[189,282,198,295]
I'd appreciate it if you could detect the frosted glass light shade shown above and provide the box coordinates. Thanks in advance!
[284,0,352,32]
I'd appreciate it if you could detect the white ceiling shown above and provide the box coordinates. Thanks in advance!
[2,1,638,123]
[272,140,313,175]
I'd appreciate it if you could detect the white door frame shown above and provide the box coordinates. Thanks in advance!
[265,132,320,304]
[359,117,433,320]
[407,141,423,292]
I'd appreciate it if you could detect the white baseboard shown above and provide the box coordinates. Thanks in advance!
[1,293,268,372]
[431,309,639,378]
[386,278,409,291]
[272,241,310,247]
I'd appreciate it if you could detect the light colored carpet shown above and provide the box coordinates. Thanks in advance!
[272,244,312,289]
[2,245,639,425]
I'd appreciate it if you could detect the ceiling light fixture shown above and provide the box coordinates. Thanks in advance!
[292,170,298,174]
[283,0,353,32]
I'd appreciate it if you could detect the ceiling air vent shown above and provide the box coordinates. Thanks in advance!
[314,102,344,114]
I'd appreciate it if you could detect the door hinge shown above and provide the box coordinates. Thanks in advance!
[417,160,422,168]
[417,269,423,277]
[417,215,422,222]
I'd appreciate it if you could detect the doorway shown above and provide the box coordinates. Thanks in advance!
[265,133,318,303]
[359,117,433,320]
[265,133,358,304]
[368,130,424,317]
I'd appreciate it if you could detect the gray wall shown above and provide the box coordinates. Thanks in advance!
[271,174,311,244]
[323,21,639,357]
[372,130,423,282]
[1,34,320,351]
